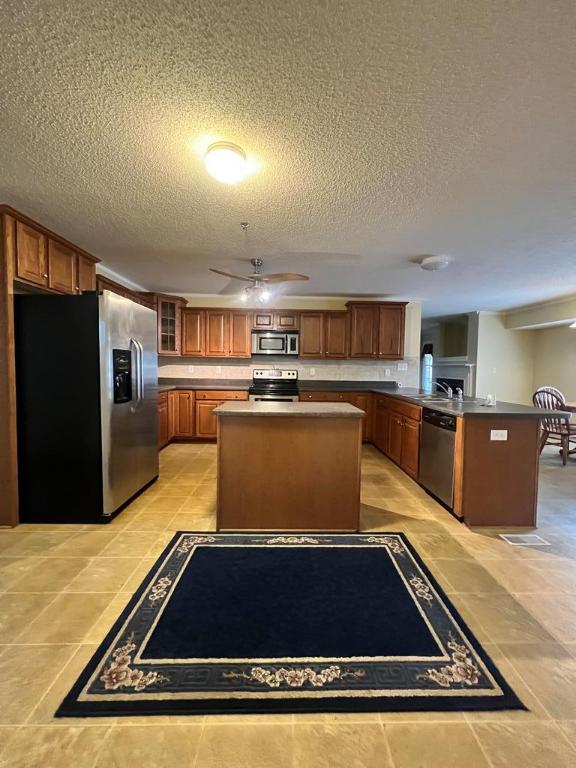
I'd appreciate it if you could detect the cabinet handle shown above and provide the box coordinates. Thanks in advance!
[43,273,48,278]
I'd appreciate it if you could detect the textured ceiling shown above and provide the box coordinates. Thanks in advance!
[1,0,575,316]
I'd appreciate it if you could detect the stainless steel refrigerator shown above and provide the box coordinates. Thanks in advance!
[15,290,159,523]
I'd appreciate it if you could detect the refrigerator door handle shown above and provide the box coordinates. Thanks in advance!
[130,337,144,408]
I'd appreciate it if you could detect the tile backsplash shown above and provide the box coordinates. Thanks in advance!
[158,357,420,387]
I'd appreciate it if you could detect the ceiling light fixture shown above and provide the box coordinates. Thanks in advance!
[570,321,576,329]
[419,255,451,272]
[204,142,248,184]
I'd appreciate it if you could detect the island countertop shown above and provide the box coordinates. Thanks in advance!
[214,401,364,418]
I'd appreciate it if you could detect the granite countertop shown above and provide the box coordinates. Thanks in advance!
[214,401,365,418]
[158,379,252,392]
[373,388,568,418]
[158,379,565,418]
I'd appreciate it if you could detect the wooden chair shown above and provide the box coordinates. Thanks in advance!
[532,387,576,465]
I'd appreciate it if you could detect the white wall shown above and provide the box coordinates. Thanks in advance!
[475,314,536,404]
[532,325,576,401]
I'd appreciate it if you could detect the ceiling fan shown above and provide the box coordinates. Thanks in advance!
[209,257,309,287]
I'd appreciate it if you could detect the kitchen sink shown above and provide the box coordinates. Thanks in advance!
[418,396,453,403]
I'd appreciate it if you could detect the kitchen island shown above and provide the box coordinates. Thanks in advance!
[214,401,364,531]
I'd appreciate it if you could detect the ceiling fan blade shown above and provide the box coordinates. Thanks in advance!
[262,273,310,283]
[209,268,254,283]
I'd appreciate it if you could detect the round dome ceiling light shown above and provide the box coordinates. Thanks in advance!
[419,255,451,272]
[204,142,248,184]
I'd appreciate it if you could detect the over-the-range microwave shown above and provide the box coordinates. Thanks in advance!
[251,330,299,356]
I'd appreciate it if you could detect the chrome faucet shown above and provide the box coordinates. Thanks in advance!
[454,387,464,401]
[432,381,453,398]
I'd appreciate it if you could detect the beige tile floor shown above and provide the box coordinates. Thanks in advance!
[1,443,576,766]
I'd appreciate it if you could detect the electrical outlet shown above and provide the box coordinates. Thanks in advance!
[310,368,315,376]
[397,362,408,371]
[188,366,194,373]
[385,368,391,377]
[490,430,508,441]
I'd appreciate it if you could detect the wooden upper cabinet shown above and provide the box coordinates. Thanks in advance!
[348,304,379,358]
[205,310,229,357]
[275,311,299,330]
[229,311,252,357]
[157,297,182,356]
[324,311,349,358]
[378,303,406,359]
[77,254,96,292]
[299,312,325,357]
[15,221,48,286]
[48,239,77,294]
[253,312,274,329]
[182,309,205,356]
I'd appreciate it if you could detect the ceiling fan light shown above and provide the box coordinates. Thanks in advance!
[570,321,576,329]
[204,142,248,184]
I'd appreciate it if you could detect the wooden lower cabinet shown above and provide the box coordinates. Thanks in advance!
[299,391,372,442]
[373,399,389,454]
[195,400,225,438]
[158,393,169,448]
[387,413,403,464]
[172,391,195,437]
[400,417,420,479]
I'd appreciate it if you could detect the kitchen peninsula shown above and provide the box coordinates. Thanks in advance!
[215,401,364,531]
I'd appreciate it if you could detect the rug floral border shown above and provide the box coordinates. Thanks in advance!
[56,532,525,716]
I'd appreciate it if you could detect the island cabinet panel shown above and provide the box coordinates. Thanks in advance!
[205,310,229,357]
[388,412,403,464]
[182,309,205,356]
[77,254,96,293]
[324,311,349,358]
[378,304,406,359]
[48,239,77,294]
[15,221,48,286]
[400,416,420,478]
[172,391,195,437]
[299,312,325,357]
[348,304,378,358]
[228,311,252,357]
[158,392,169,448]
[349,393,372,442]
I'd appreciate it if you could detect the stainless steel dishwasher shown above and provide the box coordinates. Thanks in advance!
[418,409,456,510]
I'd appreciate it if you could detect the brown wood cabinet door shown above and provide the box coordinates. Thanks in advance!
[182,310,205,356]
[158,399,169,448]
[253,312,274,329]
[205,310,229,357]
[48,239,77,294]
[378,304,406,359]
[158,299,182,356]
[324,312,348,358]
[401,417,420,478]
[77,254,96,292]
[15,221,48,286]
[299,312,324,357]
[275,311,299,330]
[373,406,389,454]
[229,311,252,357]
[167,391,177,439]
[388,413,403,464]
[195,400,222,438]
[173,392,195,436]
[349,305,378,358]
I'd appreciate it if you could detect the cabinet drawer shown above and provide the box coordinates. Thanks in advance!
[387,398,422,422]
[299,392,338,401]
[195,390,248,400]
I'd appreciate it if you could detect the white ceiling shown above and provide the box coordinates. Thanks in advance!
[1,0,576,316]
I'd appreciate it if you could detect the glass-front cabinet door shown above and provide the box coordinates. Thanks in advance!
[157,296,185,355]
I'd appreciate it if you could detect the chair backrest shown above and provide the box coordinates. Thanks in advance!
[533,387,568,433]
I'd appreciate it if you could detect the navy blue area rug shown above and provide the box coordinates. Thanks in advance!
[56,532,524,716]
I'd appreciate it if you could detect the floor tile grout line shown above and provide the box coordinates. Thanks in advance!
[492,641,557,720]
[23,643,85,725]
[469,721,496,768]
